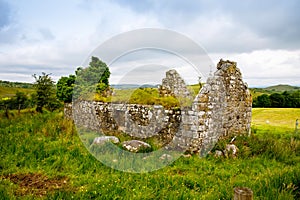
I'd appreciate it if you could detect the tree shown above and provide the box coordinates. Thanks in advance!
[255,94,271,107]
[15,91,29,111]
[269,93,285,108]
[33,72,59,112]
[290,90,300,108]
[282,91,293,108]
[74,56,111,100]
[56,75,76,103]
[90,56,110,86]
[253,90,300,108]
[0,97,11,118]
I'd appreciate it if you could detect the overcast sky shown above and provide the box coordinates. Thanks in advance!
[0,0,299,87]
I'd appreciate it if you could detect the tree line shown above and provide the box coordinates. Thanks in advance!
[0,56,110,113]
[0,80,33,88]
[252,91,300,108]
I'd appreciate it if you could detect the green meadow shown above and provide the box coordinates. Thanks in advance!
[0,86,34,99]
[252,108,300,135]
[0,108,300,199]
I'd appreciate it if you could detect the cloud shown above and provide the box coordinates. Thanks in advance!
[210,49,300,87]
[220,0,300,50]
[0,0,299,87]
[113,0,300,53]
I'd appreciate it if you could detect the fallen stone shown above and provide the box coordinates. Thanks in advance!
[214,150,224,157]
[225,144,239,158]
[122,140,151,152]
[159,154,173,160]
[182,154,192,158]
[92,136,120,145]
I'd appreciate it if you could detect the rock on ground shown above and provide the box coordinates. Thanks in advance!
[122,140,151,152]
[92,136,120,145]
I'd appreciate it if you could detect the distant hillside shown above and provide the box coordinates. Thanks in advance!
[264,84,300,92]
[250,84,300,99]
[0,80,33,89]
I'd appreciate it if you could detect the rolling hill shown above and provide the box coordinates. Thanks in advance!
[264,84,300,92]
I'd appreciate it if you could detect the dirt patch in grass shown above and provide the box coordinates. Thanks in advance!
[2,173,75,197]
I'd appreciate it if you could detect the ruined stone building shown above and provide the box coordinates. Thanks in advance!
[67,59,252,155]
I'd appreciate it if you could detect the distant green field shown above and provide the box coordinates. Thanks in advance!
[0,86,34,98]
[252,108,300,134]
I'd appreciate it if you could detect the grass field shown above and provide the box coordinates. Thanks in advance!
[252,108,300,135]
[0,108,300,199]
[0,86,34,98]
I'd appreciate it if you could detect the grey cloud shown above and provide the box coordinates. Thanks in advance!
[85,29,212,79]
[219,0,300,49]
[113,0,300,52]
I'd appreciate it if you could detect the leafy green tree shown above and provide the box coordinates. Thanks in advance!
[290,90,300,108]
[255,94,271,107]
[33,72,60,112]
[253,90,300,108]
[14,91,29,110]
[0,92,29,111]
[56,75,76,103]
[282,91,293,108]
[270,93,285,108]
[74,56,111,100]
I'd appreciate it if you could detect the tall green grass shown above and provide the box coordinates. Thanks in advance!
[0,109,300,199]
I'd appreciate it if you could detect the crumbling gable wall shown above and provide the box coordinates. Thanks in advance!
[159,69,193,102]
[167,60,252,154]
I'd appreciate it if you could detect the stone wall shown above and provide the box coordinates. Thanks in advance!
[71,101,181,145]
[67,59,252,155]
[159,69,193,102]
[64,103,73,119]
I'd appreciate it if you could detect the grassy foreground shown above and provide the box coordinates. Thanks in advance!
[0,109,300,199]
